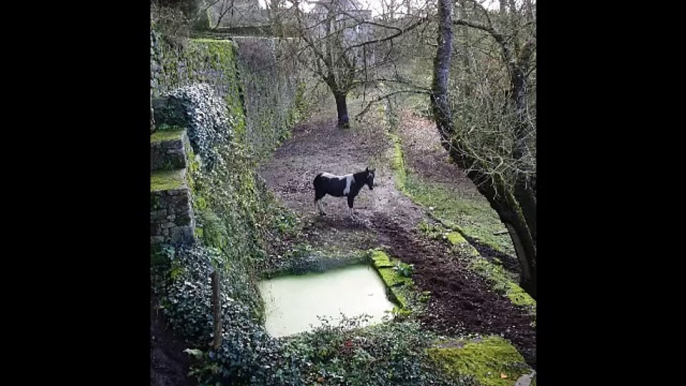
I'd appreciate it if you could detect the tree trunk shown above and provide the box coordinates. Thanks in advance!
[269,0,283,37]
[469,170,536,298]
[431,0,536,299]
[430,0,453,142]
[334,91,350,128]
[471,172,536,299]
[458,0,472,98]
[505,221,536,297]
[510,64,536,241]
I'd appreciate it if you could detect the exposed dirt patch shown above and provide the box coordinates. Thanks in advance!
[151,294,196,386]
[258,117,425,253]
[370,213,535,368]
[258,116,536,368]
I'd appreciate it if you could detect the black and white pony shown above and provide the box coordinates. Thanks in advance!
[313,167,376,219]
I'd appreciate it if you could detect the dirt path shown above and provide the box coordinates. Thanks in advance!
[258,117,536,368]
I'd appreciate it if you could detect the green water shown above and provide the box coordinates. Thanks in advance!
[258,264,396,337]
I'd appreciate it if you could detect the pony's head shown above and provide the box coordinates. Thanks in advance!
[364,167,376,190]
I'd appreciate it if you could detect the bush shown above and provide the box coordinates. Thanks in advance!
[155,245,217,343]
[154,244,305,385]
[283,315,478,386]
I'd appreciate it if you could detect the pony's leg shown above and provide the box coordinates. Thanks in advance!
[347,195,355,219]
[315,189,326,215]
[315,195,326,215]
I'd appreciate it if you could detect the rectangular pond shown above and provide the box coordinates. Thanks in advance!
[258,264,396,337]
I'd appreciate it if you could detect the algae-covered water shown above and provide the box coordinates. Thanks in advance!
[259,264,395,337]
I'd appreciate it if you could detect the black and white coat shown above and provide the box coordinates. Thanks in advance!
[313,167,376,218]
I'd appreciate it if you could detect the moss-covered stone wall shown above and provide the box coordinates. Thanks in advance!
[150,175,194,245]
[151,129,188,171]
[149,24,304,285]
[149,25,304,253]
[232,36,301,158]
[150,32,245,130]
[150,28,301,160]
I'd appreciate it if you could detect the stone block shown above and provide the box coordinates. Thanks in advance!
[151,236,165,244]
[170,226,195,244]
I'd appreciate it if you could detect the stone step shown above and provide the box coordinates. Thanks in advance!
[150,128,189,172]
[150,168,195,246]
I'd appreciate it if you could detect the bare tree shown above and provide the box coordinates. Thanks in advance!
[210,0,236,29]
[291,0,427,127]
[431,0,537,298]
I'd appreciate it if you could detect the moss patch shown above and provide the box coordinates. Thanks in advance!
[388,133,407,191]
[447,231,482,258]
[370,249,395,268]
[378,268,412,287]
[368,250,411,287]
[151,169,186,191]
[428,336,532,386]
[390,286,410,308]
[469,258,536,310]
[368,250,415,308]
[446,231,467,245]
[151,128,185,143]
[504,283,536,310]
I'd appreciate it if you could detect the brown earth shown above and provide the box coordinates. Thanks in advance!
[151,294,197,386]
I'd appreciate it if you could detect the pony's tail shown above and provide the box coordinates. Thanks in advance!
[313,173,323,202]
[313,173,323,187]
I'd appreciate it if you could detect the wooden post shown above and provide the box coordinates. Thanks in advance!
[211,270,222,350]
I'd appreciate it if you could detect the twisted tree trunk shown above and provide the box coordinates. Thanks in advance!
[431,0,536,298]
[334,91,350,128]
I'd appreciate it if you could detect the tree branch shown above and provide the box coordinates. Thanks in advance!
[342,17,428,53]
[355,89,431,119]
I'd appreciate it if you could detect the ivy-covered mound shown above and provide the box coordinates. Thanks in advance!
[151,83,477,386]
[164,83,235,170]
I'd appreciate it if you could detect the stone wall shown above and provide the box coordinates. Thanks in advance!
[150,128,195,246]
[151,185,195,245]
[150,32,244,115]
[232,36,300,158]
[151,130,189,171]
